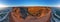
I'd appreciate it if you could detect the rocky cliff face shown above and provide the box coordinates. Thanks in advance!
[9,6,51,22]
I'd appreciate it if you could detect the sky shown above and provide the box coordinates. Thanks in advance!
[0,0,60,7]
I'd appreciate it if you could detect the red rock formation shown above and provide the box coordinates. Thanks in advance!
[9,6,51,22]
[9,7,24,22]
[28,7,51,22]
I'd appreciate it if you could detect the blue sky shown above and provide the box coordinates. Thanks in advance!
[0,0,60,7]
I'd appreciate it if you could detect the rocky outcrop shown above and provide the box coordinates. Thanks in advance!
[9,6,51,22]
